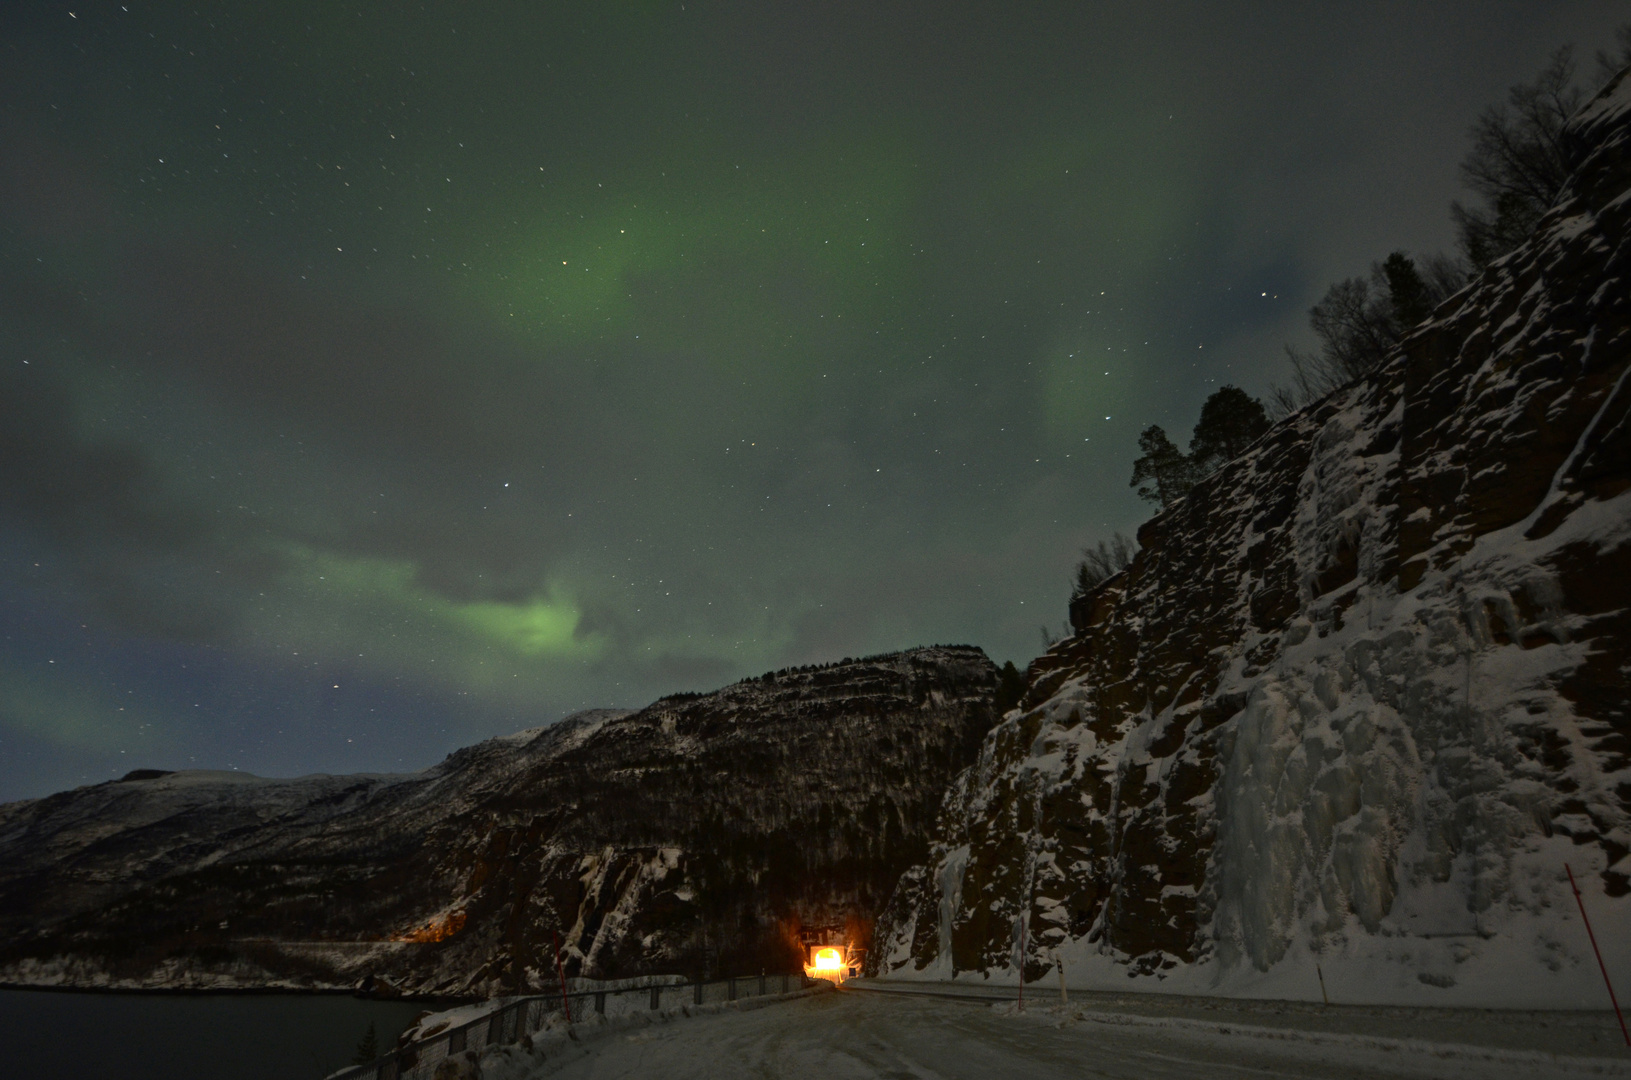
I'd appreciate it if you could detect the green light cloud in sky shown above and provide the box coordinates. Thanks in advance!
[10,0,1600,800]
[0,666,166,756]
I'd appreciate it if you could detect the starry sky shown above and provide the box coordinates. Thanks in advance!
[1,1,1624,801]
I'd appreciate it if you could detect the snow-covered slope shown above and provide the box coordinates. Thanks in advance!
[0,649,997,996]
[873,71,1631,1007]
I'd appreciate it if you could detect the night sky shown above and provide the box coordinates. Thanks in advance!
[2,2,1624,801]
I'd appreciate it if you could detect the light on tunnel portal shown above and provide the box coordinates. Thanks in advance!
[805,945,848,982]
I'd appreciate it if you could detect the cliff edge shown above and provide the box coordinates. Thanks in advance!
[873,70,1631,1007]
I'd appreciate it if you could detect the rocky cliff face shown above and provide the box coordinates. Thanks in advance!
[0,646,997,996]
[873,72,1631,1006]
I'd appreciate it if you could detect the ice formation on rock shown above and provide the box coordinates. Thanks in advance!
[873,70,1631,1007]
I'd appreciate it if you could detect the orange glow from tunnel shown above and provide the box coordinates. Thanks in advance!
[806,946,846,982]
[396,909,466,943]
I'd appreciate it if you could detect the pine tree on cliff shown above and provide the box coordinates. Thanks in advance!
[1130,425,1194,507]
[1187,386,1269,474]
[1132,387,1271,507]
[1379,252,1433,327]
[993,661,1025,715]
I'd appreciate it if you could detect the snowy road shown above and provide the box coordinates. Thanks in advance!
[508,983,1631,1080]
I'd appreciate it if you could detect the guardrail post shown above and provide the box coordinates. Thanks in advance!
[595,991,606,1015]
[650,985,660,1010]
[694,981,703,1005]
[759,972,766,995]
[728,976,737,1001]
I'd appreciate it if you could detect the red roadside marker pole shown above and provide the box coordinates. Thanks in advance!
[554,929,573,1024]
[1017,901,1028,1012]
[1015,866,1038,1012]
[1566,863,1629,1047]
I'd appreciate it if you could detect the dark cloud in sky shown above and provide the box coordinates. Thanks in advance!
[1,0,1626,800]
[0,365,260,639]
[0,369,178,556]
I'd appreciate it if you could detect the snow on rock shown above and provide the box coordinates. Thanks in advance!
[0,650,998,997]
[873,69,1631,1007]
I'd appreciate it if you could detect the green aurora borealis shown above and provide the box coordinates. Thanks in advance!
[2,1,1624,798]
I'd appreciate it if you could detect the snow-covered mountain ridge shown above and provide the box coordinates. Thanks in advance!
[873,71,1631,1006]
[0,648,998,996]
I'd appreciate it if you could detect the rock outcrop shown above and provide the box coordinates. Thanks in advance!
[0,646,997,996]
[873,71,1631,1005]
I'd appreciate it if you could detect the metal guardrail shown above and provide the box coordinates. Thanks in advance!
[329,972,819,1080]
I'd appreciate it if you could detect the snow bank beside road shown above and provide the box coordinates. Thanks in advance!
[994,999,1631,1076]
[495,986,1631,1079]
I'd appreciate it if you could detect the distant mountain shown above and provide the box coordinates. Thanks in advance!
[0,647,998,996]
[873,71,1631,1006]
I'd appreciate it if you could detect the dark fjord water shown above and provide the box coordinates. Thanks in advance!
[0,989,431,1080]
